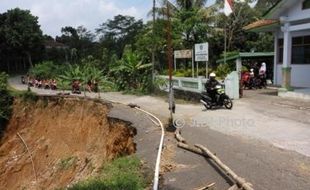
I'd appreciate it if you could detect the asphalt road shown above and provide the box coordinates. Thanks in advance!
[9,76,310,190]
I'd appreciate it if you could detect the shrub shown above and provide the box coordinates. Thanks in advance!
[19,88,39,102]
[0,72,13,136]
[109,49,152,93]
[215,63,233,79]
[29,61,68,79]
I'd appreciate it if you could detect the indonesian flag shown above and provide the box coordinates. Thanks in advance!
[224,0,233,16]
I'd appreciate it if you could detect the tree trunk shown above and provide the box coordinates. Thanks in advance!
[7,59,10,73]
[195,144,254,190]
[26,52,33,68]
[15,58,18,73]
[177,142,254,190]
[23,57,26,72]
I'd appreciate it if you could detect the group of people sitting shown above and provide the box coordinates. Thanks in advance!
[21,75,57,90]
[71,79,99,94]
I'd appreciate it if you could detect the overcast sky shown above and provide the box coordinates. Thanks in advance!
[0,0,216,38]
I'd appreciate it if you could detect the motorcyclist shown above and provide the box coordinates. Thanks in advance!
[205,73,220,104]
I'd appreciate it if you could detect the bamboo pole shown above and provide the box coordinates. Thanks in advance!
[175,129,186,143]
[177,142,205,156]
[195,144,254,190]
[227,184,239,190]
[178,142,254,190]
[195,182,216,190]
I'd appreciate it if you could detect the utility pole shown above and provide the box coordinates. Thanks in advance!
[152,0,156,83]
[224,25,227,65]
[166,1,175,126]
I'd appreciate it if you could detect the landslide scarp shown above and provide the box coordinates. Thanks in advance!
[0,96,137,190]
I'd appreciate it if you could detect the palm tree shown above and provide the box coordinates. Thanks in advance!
[176,0,208,10]
[150,0,212,48]
[153,0,208,17]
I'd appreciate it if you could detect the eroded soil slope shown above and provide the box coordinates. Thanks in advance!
[0,96,137,190]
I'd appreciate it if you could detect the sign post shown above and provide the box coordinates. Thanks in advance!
[192,49,194,78]
[195,43,209,78]
[173,49,193,74]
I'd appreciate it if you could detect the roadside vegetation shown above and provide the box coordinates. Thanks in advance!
[67,156,151,190]
[0,72,13,135]
[0,0,276,94]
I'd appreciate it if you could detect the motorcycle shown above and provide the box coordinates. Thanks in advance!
[200,84,233,110]
[71,80,81,94]
[241,72,266,90]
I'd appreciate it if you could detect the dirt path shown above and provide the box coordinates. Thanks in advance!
[8,76,310,190]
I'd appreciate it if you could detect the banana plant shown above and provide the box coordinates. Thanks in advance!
[110,50,152,91]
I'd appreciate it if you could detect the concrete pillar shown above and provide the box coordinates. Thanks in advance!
[236,58,242,79]
[280,17,293,91]
[198,76,203,92]
[273,31,278,85]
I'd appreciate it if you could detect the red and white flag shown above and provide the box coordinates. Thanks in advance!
[224,0,233,16]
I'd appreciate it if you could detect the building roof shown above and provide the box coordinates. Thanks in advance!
[244,0,304,32]
[263,0,303,19]
[216,52,274,64]
[263,0,283,19]
[45,41,69,49]
[243,19,279,32]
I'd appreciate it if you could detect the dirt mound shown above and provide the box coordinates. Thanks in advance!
[0,96,137,190]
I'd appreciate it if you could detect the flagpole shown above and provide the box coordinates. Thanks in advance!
[224,24,227,65]
[152,0,156,83]
[223,0,232,65]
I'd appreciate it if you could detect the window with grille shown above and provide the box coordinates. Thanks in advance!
[302,0,310,10]
[278,36,310,64]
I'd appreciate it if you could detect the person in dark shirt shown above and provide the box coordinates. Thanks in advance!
[205,73,220,103]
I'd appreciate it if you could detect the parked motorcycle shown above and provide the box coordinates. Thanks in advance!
[200,84,233,110]
[241,72,266,90]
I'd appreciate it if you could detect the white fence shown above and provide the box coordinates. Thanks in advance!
[157,75,208,93]
[157,72,240,99]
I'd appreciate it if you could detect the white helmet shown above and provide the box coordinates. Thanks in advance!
[210,73,216,78]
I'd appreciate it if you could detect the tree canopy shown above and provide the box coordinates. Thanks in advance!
[0,8,43,71]
[0,2,275,92]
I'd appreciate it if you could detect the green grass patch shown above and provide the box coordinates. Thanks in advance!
[8,85,39,102]
[19,89,38,102]
[67,156,150,190]
[7,85,28,97]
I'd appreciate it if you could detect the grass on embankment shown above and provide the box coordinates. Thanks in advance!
[8,85,39,102]
[67,156,151,190]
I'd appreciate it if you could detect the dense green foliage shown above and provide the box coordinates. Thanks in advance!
[29,61,66,79]
[110,49,153,93]
[0,72,13,135]
[1,1,275,92]
[67,156,150,190]
[0,8,43,72]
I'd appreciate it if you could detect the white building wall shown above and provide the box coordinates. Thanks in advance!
[276,65,310,87]
[287,1,310,21]
[275,29,310,88]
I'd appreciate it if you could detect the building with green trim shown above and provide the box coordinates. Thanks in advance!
[245,0,310,90]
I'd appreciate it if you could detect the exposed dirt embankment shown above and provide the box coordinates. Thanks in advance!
[0,96,137,190]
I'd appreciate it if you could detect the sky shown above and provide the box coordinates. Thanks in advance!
[0,0,150,37]
[0,0,218,38]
